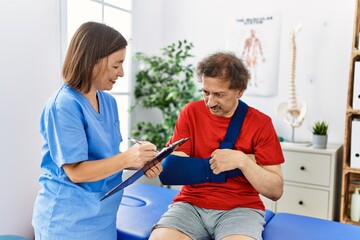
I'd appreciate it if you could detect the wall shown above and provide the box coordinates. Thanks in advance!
[0,0,62,238]
[132,0,355,144]
[131,0,165,126]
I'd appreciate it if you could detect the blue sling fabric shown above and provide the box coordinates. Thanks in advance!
[160,156,225,185]
[159,100,248,185]
[223,100,248,178]
[220,100,248,149]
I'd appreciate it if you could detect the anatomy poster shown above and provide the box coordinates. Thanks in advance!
[227,14,281,96]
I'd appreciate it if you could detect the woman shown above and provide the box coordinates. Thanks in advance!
[32,22,162,239]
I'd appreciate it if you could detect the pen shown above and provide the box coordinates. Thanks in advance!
[128,137,160,153]
[128,137,142,145]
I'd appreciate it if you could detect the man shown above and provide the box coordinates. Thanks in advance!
[150,52,284,240]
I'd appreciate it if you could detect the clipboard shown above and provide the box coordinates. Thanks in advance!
[100,137,189,201]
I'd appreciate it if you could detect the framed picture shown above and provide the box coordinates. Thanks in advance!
[227,14,281,96]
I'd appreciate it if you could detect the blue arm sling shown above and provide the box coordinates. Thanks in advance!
[159,100,248,185]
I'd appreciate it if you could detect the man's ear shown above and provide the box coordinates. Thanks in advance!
[237,90,244,98]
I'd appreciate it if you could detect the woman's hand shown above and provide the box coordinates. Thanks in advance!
[125,141,158,169]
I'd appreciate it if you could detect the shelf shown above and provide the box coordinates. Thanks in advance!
[347,109,360,115]
[353,49,360,58]
[340,0,360,225]
[343,167,360,175]
[341,172,360,223]
[341,215,360,226]
[340,172,360,223]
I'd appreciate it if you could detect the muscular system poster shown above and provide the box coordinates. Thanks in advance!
[227,14,281,96]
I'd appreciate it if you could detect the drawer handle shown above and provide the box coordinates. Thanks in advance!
[300,166,306,171]
[298,200,304,205]
[356,153,359,158]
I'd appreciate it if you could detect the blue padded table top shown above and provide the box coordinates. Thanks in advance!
[262,212,360,240]
[116,183,179,240]
[116,183,275,240]
[264,209,275,226]
[117,183,360,240]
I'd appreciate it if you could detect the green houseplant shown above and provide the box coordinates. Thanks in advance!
[131,40,200,148]
[312,121,329,149]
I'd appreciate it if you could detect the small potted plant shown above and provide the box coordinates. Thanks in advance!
[312,121,329,149]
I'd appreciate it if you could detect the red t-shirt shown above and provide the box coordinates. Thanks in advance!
[168,100,284,211]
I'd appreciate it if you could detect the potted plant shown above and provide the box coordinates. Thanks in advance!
[312,121,329,149]
[131,40,201,148]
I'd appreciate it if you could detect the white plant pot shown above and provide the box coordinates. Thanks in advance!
[313,134,328,149]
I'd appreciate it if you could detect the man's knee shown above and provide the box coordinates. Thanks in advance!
[149,227,192,240]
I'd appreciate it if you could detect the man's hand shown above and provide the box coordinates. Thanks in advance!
[144,161,163,178]
[209,149,255,174]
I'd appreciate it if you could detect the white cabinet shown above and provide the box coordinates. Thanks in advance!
[262,143,343,220]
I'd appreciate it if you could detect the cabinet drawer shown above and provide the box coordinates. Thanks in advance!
[282,151,331,187]
[276,184,330,220]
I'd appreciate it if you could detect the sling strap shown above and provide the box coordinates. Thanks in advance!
[223,100,248,178]
[159,100,248,185]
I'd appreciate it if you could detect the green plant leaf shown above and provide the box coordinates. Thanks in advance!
[312,121,329,135]
[131,40,201,149]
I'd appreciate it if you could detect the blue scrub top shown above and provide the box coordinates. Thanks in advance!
[32,84,124,240]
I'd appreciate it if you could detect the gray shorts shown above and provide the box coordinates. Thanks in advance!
[153,202,265,240]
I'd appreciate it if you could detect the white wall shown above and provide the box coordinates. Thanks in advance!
[132,0,355,144]
[131,0,165,126]
[0,0,62,238]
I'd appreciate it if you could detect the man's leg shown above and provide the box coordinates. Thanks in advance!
[150,227,192,240]
[214,208,265,240]
[149,202,210,240]
[222,235,256,240]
